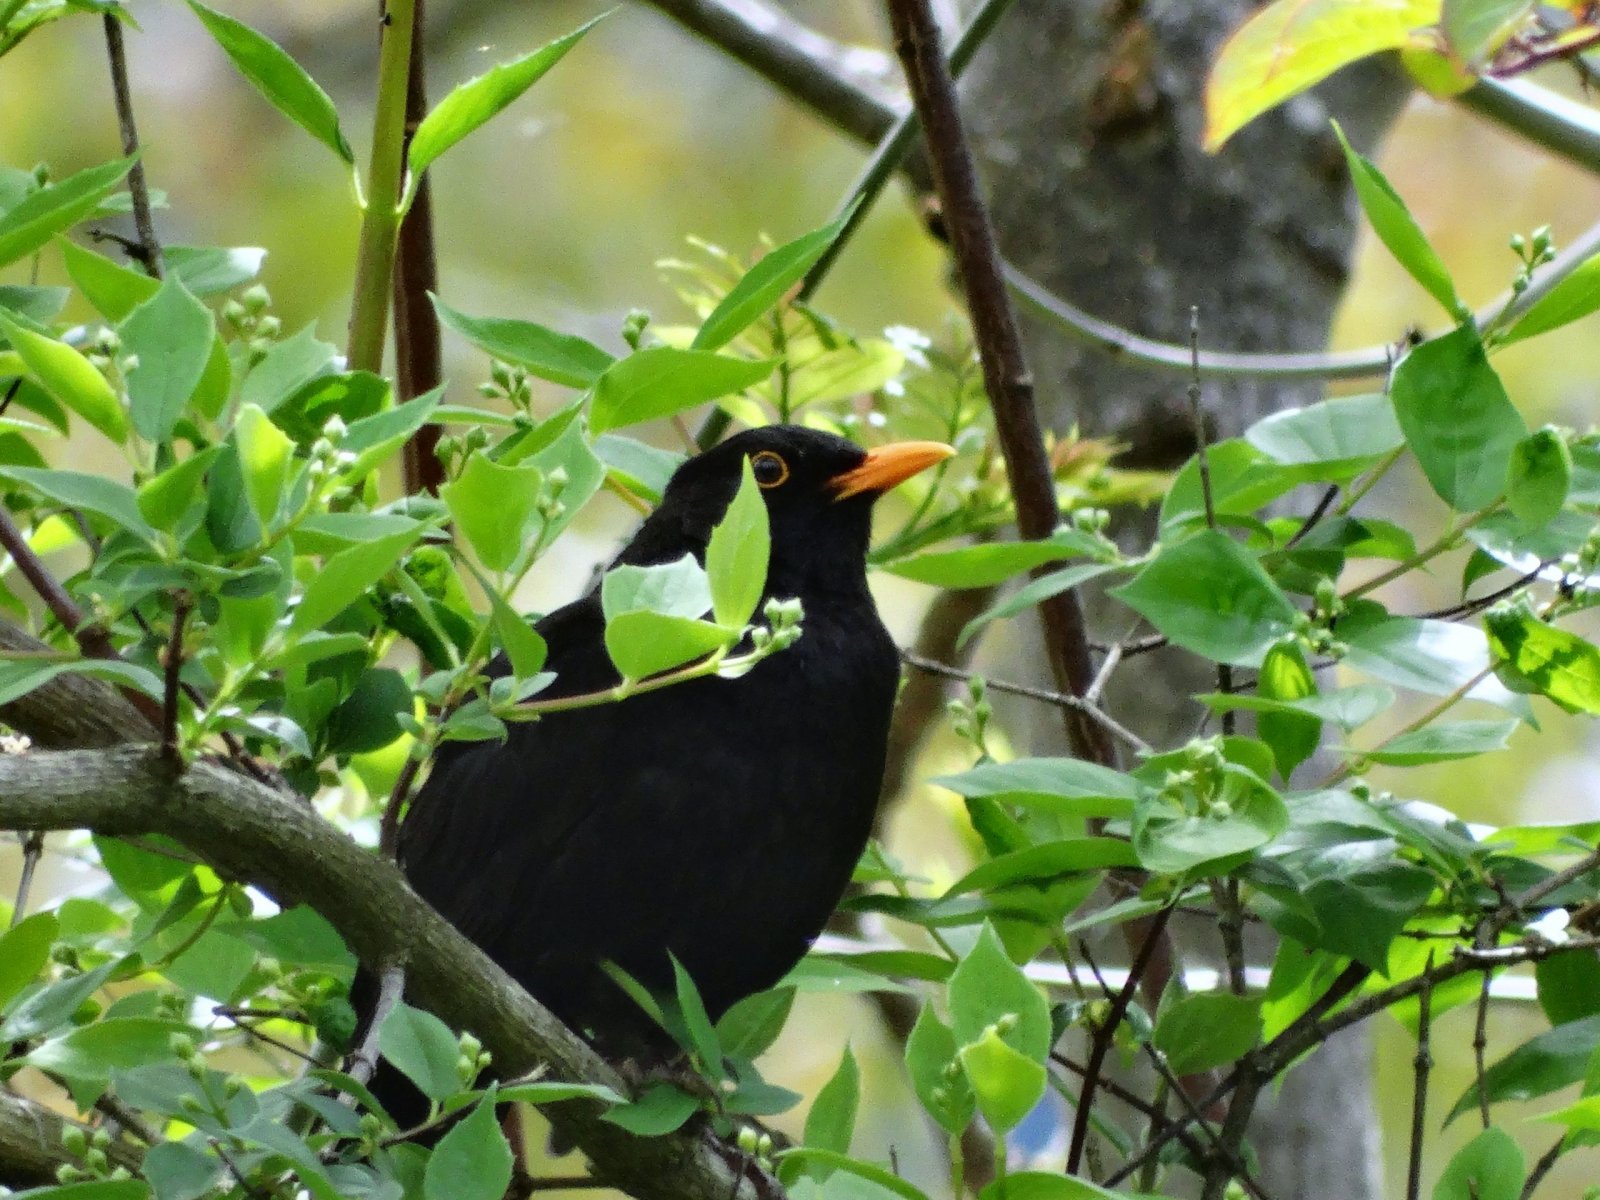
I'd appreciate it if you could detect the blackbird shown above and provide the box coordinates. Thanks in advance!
[364,425,951,1120]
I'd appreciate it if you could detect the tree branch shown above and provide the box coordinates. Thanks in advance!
[0,1090,142,1187]
[0,747,784,1200]
[0,616,158,748]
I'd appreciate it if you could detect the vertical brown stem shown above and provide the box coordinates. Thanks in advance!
[103,12,164,279]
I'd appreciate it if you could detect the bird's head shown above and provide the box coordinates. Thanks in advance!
[621,425,953,593]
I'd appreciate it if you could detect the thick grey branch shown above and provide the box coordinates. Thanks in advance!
[0,1090,141,1186]
[0,748,782,1200]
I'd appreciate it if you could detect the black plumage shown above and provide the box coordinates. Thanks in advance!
[365,425,950,1116]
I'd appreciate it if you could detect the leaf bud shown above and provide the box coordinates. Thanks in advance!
[57,1164,85,1184]
[222,299,248,326]
[90,1129,110,1150]
[85,1148,108,1174]
[255,315,282,339]
[109,1167,133,1182]
[242,284,271,313]
[61,1126,87,1157]
[737,1125,760,1154]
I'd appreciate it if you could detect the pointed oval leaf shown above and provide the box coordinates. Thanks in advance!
[958,1027,1047,1134]
[187,1,352,163]
[1506,427,1572,528]
[705,457,769,627]
[432,296,614,389]
[425,1089,514,1200]
[408,17,602,178]
[290,526,424,636]
[0,157,134,269]
[233,403,295,530]
[1503,251,1600,344]
[120,276,215,443]
[604,611,735,680]
[0,313,127,443]
[589,347,776,434]
[440,452,543,573]
[948,922,1050,1061]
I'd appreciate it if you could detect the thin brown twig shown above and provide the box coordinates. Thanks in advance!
[1473,968,1493,1130]
[1066,905,1174,1174]
[1406,958,1434,1200]
[103,11,164,278]
[1519,1135,1566,1200]
[161,593,190,764]
[898,648,1151,754]
[378,754,423,858]
[91,1094,159,1146]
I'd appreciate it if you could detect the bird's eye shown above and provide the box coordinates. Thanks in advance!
[750,450,789,489]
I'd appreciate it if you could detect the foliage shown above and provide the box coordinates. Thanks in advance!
[1,2,1600,1200]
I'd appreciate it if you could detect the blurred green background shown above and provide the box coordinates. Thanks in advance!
[4,1,1600,1194]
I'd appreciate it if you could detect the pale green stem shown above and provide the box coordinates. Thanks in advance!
[1343,505,1498,602]
[1318,665,1494,788]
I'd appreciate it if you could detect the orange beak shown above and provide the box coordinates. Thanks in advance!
[829,440,955,500]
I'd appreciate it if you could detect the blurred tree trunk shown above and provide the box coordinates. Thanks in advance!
[964,1,1409,1196]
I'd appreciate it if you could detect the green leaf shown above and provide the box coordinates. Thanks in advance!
[239,325,337,414]
[137,446,223,531]
[187,1,352,163]
[1204,3,1434,150]
[932,758,1141,819]
[1362,718,1516,765]
[802,1045,859,1169]
[27,1017,191,1082]
[885,531,1103,588]
[956,563,1119,648]
[144,1139,221,1200]
[0,658,163,708]
[487,589,547,678]
[1536,950,1600,1027]
[602,554,713,621]
[601,1081,700,1135]
[1502,250,1600,344]
[1333,121,1462,317]
[0,466,154,542]
[1486,606,1600,714]
[670,954,722,1076]
[0,313,127,443]
[1111,530,1298,666]
[1153,993,1262,1075]
[1506,427,1571,529]
[604,611,735,680]
[165,244,266,295]
[233,403,295,530]
[379,1002,461,1101]
[904,1003,975,1134]
[1201,684,1395,733]
[120,276,215,443]
[0,911,57,1010]
[425,1089,513,1200]
[1245,392,1404,468]
[693,208,853,352]
[60,236,159,321]
[944,839,1140,896]
[1343,610,1512,707]
[1433,1127,1524,1200]
[289,526,424,636]
[1391,325,1526,511]
[716,987,795,1060]
[11,1183,151,1200]
[1443,0,1536,63]
[0,157,133,269]
[408,17,601,178]
[958,1026,1047,1134]
[977,1173,1137,1200]
[705,457,769,627]
[1449,1015,1600,1123]
[432,296,614,389]
[589,347,776,434]
[1133,764,1288,875]
[948,923,1050,1061]
[440,452,543,572]
[1257,642,1320,778]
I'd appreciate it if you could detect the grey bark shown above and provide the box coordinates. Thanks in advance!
[965,2,1409,1196]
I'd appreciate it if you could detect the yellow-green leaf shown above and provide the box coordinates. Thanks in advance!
[0,313,127,443]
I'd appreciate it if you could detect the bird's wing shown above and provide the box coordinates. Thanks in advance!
[394,593,621,947]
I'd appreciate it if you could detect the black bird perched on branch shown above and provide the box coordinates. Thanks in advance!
[364,425,951,1120]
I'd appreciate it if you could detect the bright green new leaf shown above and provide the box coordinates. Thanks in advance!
[433,295,615,389]
[1111,530,1298,666]
[802,1045,859,1170]
[425,1090,514,1200]
[1506,427,1571,528]
[233,403,295,530]
[289,526,424,636]
[137,445,224,531]
[1502,250,1600,344]
[604,611,736,680]
[693,206,854,352]
[1486,606,1600,714]
[943,839,1140,896]
[1204,2,1436,151]
[120,276,215,443]
[1154,992,1263,1075]
[1448,1013,1600,1123]
[441,452,544,573]
[1133,763,1289,875]
[705,457,770,627]
[187,1,352,163]
[948,922,1050,1061]
[1443,0,1535,63]
[977,1173,1142,1200]
[59,236,158,321]
[408,16,602,179]
[1201,684,1395,733]
[904,1004,975,1135]
[1333,121,1463,317]
[589,347,776,434]
[1433,1127,1524,1200]
[1391,325,1526,511]
[1258,641,1321,779]
[0,312,127,443]
[958,1026,1047,1134]
[0,157,133,269]
[239,325,337,414]
[0,911,57,1010]
[956,563,1119,648]
[486,588,547,679]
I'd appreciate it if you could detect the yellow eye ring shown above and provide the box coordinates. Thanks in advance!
[751,450,789,489]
